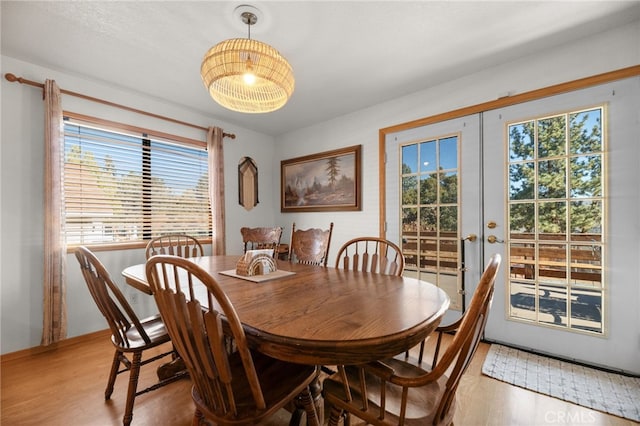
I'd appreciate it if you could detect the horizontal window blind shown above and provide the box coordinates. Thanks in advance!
[63,117,211,246]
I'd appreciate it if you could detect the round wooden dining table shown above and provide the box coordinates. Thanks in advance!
[122,255,450,366]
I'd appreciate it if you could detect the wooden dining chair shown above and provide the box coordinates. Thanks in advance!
[75,246,186,426]
[145,233,203,259]
[323,254,501,426]
[335,237,404,276]
[145,255,320,426]
[240,226,283,258]
[288,222,334,266]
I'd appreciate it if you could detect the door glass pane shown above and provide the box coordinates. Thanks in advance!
[539,284,567,327]
[506,106,605,334]
[402,176,418,204]
[400,134,461,310]
[439,136,458,169]
[570,155,601,197]
[510,282,536,322]
[440,172,457,203]
[440,206,458,233]
[570,109,602,154]
[539,243,567,284]
[509,242,536,280]
[509,162,535,200]
[570,200,602,235]
[402,144,418,173]
[420,174,437,204]
[571,288,603,333]
[538,115,566,157]
[420,207,437,232]
[419,141,436,172]
[538,201,566,238]
[403,239,418,270]
[439,239,458,273]
[402,207,418,270]
[538,159,566,199]
[509,122,535,161]
[420,237,437,271]
[509,203,535,238]
[570,244,602,288]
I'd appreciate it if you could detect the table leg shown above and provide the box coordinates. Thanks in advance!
[290,369,323,426]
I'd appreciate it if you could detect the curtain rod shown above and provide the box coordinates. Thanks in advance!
[4,73,236,140]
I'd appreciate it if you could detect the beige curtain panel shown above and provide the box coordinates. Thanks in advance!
[208,126,226,255]
[42,79,67,345]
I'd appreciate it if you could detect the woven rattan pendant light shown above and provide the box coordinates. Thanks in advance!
[200,8,294,113]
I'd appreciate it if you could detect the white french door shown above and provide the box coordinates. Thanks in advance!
[385,76,640,373]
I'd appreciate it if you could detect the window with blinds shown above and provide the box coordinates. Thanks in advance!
[63,116,211,246]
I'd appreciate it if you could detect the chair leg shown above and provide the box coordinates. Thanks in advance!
[418,339,426,365]
[328,405,344,426]
[105,349,121,400]
[122,351,142,426]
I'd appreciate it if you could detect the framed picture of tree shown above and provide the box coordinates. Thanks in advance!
[281,145,361,212]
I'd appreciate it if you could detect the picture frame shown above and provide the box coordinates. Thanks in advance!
[281,145,361,212]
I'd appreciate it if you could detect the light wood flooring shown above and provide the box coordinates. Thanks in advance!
[1,330,635,426]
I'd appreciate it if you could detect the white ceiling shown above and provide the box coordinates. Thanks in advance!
[2,1,640,136]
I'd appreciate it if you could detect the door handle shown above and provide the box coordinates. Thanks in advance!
[486,235,504,244]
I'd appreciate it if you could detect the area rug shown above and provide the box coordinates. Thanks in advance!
[481,344,640,422]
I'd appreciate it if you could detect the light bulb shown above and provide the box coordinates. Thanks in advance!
[243,71,256,85]
[243,57,256,85]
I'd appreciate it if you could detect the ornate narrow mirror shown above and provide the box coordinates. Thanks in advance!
[238,156,258,211]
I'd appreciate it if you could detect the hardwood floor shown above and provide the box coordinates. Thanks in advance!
[1,330,634,426]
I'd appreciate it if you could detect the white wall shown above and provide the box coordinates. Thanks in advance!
[0,56,277,354]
